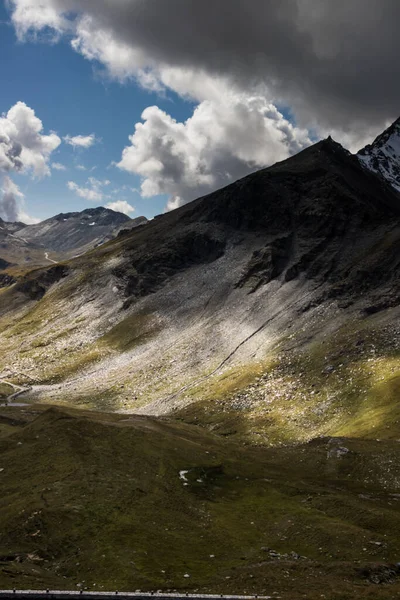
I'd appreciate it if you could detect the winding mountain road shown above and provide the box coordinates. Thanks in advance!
[44,252,58,264]
[0,379,31,406]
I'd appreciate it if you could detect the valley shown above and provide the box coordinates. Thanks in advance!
[0,129,399,598]
[0,404,400,599]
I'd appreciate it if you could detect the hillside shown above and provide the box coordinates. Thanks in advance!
[0,405,400,599]
[0,219,54,284]
[0,136,398,446]
[0,133,399,596]
[0,209,148,284]
[13,207,148,258]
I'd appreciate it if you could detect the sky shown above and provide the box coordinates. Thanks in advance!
[0,0,399,224]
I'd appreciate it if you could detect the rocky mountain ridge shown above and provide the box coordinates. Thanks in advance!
[0,207,148,276]
[14,206,148,256]
[358,117,400,191]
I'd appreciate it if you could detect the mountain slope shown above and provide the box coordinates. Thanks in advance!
[1,405,400,598]
[0,136,399,446]
[1,134,400,597]
[0,218,54,283]
[0,218,27,235]
[13,207,148,257]
[358,117,400,191]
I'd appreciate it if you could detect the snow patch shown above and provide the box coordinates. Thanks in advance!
[358,119,400,192]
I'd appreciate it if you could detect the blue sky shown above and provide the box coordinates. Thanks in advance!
[0,3,195,221]
[0,1,391,224]
[4,1,345,225]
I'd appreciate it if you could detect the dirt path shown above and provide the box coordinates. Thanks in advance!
[0,379,31,406]
[44,252,57,264]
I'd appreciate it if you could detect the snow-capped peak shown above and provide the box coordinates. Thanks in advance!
[357,117,400,192]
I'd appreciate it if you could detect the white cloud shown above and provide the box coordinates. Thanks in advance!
[9,0,400,136]
[0,101,61,177]
[2,176,24,200]
[18,209,41,224]
[9,0,389,209]
[64,133,97,149]
[10,0,70,40]
[52,161,67,171]
[76,164,97,172]
[105,200,135,215]
[88,176,110,188]
[70,13,149,83]
[0,101,59,223]
[0,176,39,223]
[117,93,311,210]
[67,180,103,202]
[67,176,113,202]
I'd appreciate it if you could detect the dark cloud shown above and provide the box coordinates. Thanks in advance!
[12,0,399,130]
[117,0,400,127]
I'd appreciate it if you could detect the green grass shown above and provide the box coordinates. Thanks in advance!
[99,312,160,352]
[175,315,400,445]
[0,383,14,398]
[0,406,400,598]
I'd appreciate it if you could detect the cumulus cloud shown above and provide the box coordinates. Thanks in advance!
[105,200,135,215]
[117,93,311,209]
[67,177,111,202]
[17,210,41,225]
[52,161,67,171]
[64,133,97,148]
[67,180,103,202]
[8,0,400,134]
[0,176,22,221]
[0,101,60,222]
[0,101,61,177]
[9,0,399,210]
[0,176,39,224]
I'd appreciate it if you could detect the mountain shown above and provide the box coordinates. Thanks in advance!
[0,208,148,281]
[358,117,400,191]
[1,137,399,428]
[0,218,52,283]
[0,218,27,235]
[13,207,148,257]
[0,132,400,596]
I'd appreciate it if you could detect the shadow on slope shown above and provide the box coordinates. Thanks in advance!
[0,407,400,598]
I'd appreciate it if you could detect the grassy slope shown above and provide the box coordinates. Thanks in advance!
[0,383,14,398]
[175,308,400,445]
[1,288,399,446]
[0,406,400,599]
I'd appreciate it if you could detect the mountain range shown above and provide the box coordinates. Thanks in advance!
[0,207,148,284]
[0,118,399,597]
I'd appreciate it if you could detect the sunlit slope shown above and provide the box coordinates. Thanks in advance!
[0,138,399,444]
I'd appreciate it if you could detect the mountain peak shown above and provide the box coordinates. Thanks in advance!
[357,117,400,192]
[13,206,146,256]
